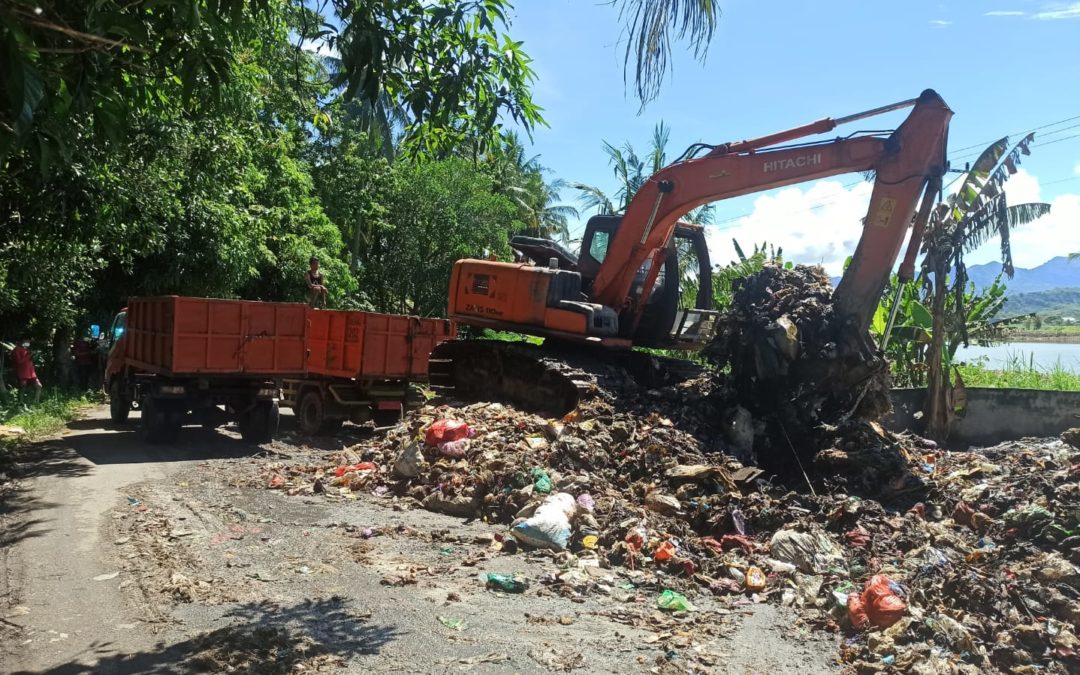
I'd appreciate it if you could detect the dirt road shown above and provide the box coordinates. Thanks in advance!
[1,407,839,674]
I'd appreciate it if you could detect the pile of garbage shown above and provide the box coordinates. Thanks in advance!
[706,263,893,476]
[261,397,1078,673]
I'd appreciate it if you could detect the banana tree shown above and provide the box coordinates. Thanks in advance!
[920,134,1051,439]
[873,274,1008,387]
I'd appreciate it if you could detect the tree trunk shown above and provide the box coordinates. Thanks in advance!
[53,326,74,390]
[351,213,364,271]
[924,262,951,440]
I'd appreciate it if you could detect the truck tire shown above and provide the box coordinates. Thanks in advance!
[373,407,402,428]
[109,380,130,424]
[139,396,179,444]
[298,390,343,436]
[240,401,279,443]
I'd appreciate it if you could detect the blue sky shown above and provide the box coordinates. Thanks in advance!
[505,1,1080,274]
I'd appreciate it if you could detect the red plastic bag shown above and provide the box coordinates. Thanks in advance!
[424,419,473,447]
[848,574,907,629]
[654,541,677,562]
[334,462,378,477]
[847,592,870,630]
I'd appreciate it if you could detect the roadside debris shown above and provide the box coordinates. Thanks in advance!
[254,394,1077,673]
[243,266,1077,674]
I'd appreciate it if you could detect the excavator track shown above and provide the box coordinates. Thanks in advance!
[427,339,705,417]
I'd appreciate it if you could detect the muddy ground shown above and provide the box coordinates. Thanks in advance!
[1,408,839,674]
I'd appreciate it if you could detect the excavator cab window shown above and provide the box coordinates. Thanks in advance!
[588,230,610,264]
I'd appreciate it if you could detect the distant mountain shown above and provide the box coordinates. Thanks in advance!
[966,256,1079,295]
[828,256,1079,292]
[1000,287,1080,319]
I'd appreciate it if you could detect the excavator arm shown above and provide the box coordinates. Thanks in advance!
[591,89,952,334]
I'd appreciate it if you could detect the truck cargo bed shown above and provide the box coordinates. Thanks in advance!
[305,310,455,380]
[124,297,307,376]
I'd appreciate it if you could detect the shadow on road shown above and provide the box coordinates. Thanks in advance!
[12,596,398,675]
[0,442,85,545]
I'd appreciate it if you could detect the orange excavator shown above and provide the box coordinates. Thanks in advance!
[430,90,952,414]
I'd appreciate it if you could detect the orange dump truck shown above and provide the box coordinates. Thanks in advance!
[104,297,454,443]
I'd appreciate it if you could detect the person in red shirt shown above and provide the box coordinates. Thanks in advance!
[73,335,96,390]
[12,338,42,404]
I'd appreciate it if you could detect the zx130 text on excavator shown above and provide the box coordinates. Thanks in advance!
[430,90,952,415]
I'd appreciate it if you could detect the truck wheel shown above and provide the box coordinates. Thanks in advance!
[240,401,279,444]
[373,407,402,428]
[109,380,130,424]
[298,390,343,436]
[139,396,178,444]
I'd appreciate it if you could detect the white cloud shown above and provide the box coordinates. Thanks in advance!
[985,10,1025,16]
[1074,163,1080,175]
[966,168,1080,267]
[1002,167,1042,203]
[1033,2,1080,19]
[929,19,953,26]
[703,169,1080,278]
[704,180,873,276]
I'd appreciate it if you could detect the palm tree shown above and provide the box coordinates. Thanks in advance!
[921,134,1051,439]
[616,0,722,105]
[571,121,715,224]
[484,133,579,243]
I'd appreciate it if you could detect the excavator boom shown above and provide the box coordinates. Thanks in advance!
[591,89,952,333]
[434,90,952,416]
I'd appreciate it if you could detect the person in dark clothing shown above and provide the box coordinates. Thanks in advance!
[73,334,97,390]
[11,337,42,404]
[305,256,328,308]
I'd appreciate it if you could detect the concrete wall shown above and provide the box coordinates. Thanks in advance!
[887,388,1080,447]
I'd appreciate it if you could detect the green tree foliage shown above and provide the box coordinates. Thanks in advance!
[357,158,517,316]
[617,0,721,105]
[1,0,724,375]
[1,2,349,342]
[479,132,578,243]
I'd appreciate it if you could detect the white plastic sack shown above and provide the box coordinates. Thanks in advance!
[393,440,426,478]
[511,492,577,551]
[769,529,845,574]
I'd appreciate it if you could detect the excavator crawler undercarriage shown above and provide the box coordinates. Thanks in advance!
[427,339,706,417]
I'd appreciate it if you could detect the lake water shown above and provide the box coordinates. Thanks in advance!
[952,341,1080,373]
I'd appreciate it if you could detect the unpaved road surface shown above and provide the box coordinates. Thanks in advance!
[2,407,839,673]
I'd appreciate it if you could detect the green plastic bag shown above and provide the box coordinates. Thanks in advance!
[656,589,696,612]
[531,467,552,494]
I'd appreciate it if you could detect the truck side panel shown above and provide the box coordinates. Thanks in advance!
[305,309,366,379]
[126,296,307,376]
[306,309,455,380]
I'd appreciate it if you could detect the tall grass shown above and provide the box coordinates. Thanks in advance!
[955,354,1080,391]
[1,388,96,450]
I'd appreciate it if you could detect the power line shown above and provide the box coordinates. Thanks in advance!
[1032,132,1080,149]
[948,113,1080,154]
[950,122,1080,163]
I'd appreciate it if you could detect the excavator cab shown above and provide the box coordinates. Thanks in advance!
[505,215,717,347]
[577,215,716,347]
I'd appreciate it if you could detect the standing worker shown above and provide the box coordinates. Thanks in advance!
[73,333,97,390]
[305,256,328,308]
[11,337,42,405]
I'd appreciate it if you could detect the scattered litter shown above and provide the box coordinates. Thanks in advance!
[437,615,467,631]
[485,573,527,593]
